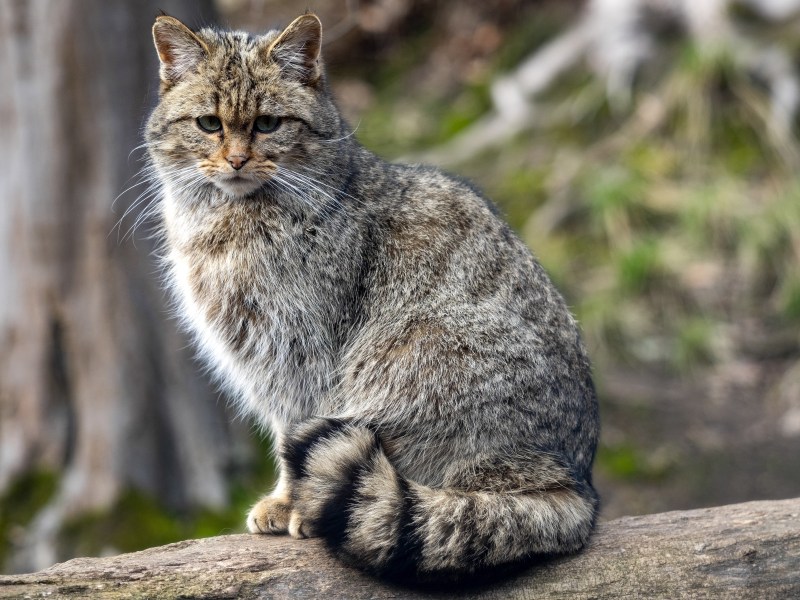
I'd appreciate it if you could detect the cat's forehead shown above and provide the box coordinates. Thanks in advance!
[191,28,294,120]
[198,28,279,74]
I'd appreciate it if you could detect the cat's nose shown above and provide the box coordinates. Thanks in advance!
[227,154,249,170]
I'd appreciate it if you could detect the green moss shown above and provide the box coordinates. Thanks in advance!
[56,432,278,561]
[0,470,58,566]
[191,508,240,539]
[60,490,183,558]
[596,443,672,481]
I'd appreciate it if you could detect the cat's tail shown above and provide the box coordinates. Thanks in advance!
[283,417,598,583]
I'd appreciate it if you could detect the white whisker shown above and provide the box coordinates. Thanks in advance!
[112,161,205,243]
[318,121,361,144]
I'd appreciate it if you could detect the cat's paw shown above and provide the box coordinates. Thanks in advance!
[288,510,313,539]
[246,496,292,534]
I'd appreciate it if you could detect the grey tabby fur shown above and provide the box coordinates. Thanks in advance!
[145,12,599,583]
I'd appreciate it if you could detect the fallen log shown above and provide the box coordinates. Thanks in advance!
[1,497,798,599]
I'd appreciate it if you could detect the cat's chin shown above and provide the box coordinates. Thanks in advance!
[214,176,263,198]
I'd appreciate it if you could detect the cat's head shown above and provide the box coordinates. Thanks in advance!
[146,13,343,199]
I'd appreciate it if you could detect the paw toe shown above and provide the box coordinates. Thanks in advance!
[288,510,313,539]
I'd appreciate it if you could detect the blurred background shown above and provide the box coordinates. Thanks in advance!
[2,0,800,574]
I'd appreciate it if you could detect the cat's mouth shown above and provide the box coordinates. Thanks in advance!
[215,173,262,197]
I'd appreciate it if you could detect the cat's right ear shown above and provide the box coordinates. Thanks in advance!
[152,16,208,84]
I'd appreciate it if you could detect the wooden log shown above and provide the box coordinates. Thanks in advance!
[1,497,798,599]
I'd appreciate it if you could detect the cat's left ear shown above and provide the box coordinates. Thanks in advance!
[266,13,323,85]
[152,15,209,84]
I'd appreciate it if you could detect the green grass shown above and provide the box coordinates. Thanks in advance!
[493,167,549,231]
[780,277,800,321]
[616,239,663,293]
[673,318,715,371]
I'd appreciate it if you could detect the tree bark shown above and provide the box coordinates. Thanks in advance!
[0,498,798,599]
[0,0,243,572]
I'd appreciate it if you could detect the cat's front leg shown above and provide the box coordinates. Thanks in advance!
[246,464,294,535]
[246,426,313,538]
[246,426,299,535]
[247,418,342,540]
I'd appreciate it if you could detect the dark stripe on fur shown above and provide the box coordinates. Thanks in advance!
[380,475,424,580]
[316,441,382,553]
[462,496,490,569]
[282,417,347,480]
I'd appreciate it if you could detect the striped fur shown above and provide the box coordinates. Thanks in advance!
[145,13,600,583]
[282,418,598,581]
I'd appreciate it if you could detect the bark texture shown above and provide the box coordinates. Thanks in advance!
[0,0,242,572]
[0,498,798,599]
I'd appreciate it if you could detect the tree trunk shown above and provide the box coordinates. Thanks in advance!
[0,498,798,599]
[0,0,243,572]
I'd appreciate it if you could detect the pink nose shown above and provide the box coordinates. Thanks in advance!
[227,154,249,170]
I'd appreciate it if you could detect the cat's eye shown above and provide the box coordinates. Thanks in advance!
[254,115,281,134]
[197,115,222,133]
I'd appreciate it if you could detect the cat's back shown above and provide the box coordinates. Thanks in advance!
[366,163,574,331]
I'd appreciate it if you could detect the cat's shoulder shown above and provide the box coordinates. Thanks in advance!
[389,162,502,218]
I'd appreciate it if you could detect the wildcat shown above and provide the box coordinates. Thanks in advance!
[146,12,599,582]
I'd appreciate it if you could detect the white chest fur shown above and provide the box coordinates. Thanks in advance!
[160,191,335,428]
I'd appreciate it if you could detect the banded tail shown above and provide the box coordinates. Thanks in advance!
[283,418,598,582]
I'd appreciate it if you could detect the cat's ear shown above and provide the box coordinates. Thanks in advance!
[152,15,209,84]
[266,14,323,85]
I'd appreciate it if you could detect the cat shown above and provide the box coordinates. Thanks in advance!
[146,12,599,583]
